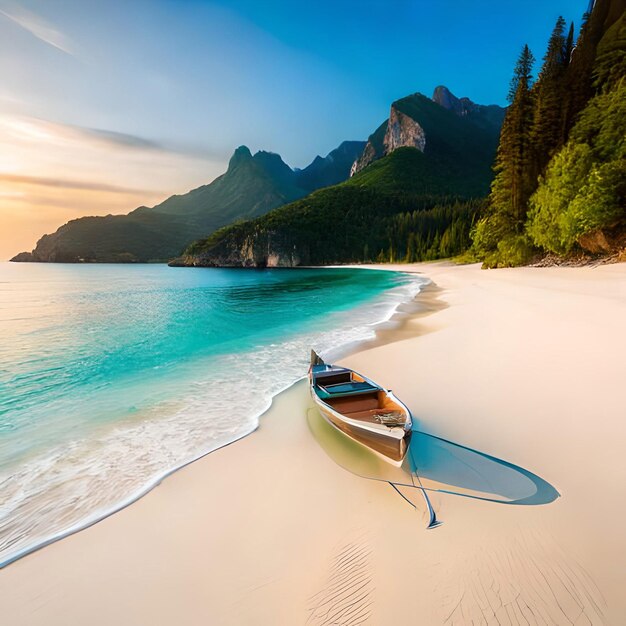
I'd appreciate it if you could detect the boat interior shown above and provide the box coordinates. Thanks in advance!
[312,366,408,428]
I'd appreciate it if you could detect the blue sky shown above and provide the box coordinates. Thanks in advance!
[0,0,589,258]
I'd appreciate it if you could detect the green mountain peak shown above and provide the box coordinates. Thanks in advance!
[177,88,506,268]
[11,141,364,263]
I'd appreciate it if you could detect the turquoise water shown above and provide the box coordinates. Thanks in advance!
[0,263,425,566]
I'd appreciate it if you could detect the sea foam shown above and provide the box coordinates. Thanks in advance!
[0,265,426,566]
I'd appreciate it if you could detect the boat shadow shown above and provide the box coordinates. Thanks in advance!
[406,430,560,505]
[307,408,560,506]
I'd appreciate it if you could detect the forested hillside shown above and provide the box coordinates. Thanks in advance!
[175,90,503,267]
[10,142,364,263]
[472,0,625,266]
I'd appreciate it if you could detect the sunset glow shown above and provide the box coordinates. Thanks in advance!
[0,0,586,259]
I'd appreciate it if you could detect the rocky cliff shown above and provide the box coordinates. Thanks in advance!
[176,86,505,268]
[351,86,505,175]
[172,229,306,268]
[351,107,426,174]
[384,106,427,154]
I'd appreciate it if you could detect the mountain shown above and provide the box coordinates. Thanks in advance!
[432,85,507,130]
[175,88,505,268]
[295,141,366,192]
[11,142,361,263]
[350,87,505,175]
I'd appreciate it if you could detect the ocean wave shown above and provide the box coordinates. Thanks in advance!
[0,269,427,567]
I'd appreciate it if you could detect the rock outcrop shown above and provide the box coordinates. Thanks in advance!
[172,229,307,268]
[350,107,426,175]
[350,86,505,176]
[577,222,626,255]
[350,140,380,176]
[384,106,426,154]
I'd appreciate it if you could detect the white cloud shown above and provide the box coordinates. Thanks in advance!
[0,3,73,55]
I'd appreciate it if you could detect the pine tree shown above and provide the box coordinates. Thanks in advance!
[507,44,535,103]
[564,21,575,63]
[531,17,571,176]
[560,22,576,142]
[564,13,594,135]
[470,45,536,266]
[496,44,536,224]
[405,233,416,263]
[562,0,616,136]
[471,0,624,267]
[592,9,626,90]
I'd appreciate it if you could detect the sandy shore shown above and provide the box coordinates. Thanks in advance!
[2,261,625,625]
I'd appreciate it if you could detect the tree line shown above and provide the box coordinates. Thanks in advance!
[472,0,625,266]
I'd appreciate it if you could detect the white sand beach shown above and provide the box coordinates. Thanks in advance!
[2,262,625,625]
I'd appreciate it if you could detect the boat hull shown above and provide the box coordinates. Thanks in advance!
[309,386,412,466]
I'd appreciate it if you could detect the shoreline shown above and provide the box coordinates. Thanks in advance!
[2,261,625,625]
[0,266,428,569]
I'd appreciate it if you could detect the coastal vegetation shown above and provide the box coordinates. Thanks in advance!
[185,168,482,265]
[179,93,502,267]
[182,0,624,270]
[472,0,625,266]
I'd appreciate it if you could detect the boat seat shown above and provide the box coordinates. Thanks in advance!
[319,381,377,395]
[325,393,379,413]
[314,371,352,386]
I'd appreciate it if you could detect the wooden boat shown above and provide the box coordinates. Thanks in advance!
[308,351,413,465]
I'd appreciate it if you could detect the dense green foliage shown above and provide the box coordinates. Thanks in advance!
[344,139,493,199]
[182,91,505,267]
[471,44,538,268]
[593,10,626,89]
[472,0,625,267]
[383,201,481,262]
[527,82,626,252]
[26,212,206,264]
[184,143,488,266]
